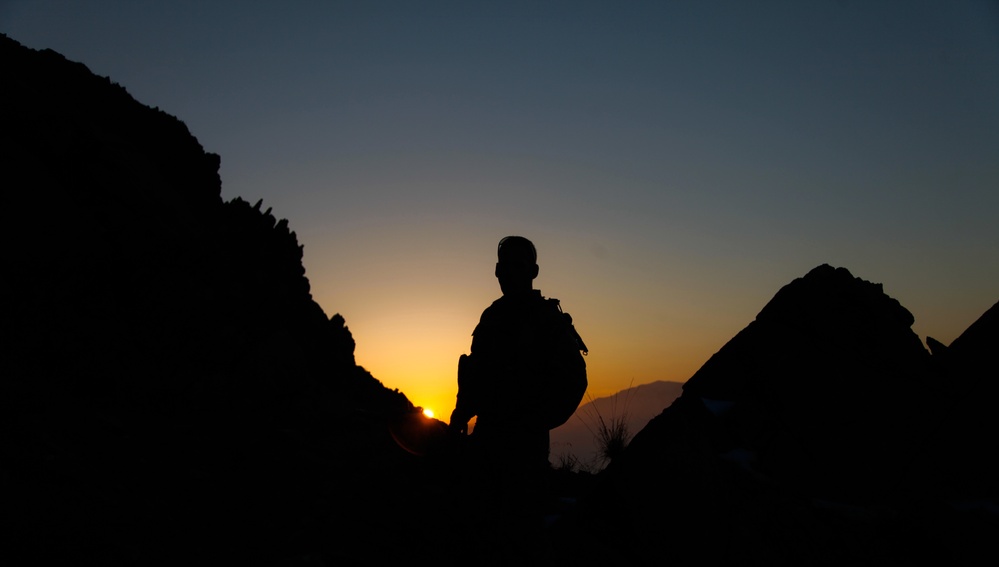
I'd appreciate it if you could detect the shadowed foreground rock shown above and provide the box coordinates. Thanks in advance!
[553,267,997,567]
[1,33,425,566]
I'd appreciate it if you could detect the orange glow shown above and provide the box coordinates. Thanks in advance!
[422,408,435,419]
[388,409,448,456]
[312,235,987,431]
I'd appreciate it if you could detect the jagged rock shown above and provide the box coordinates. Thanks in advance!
[1,33,421,566]
[914,301,999,496]
[678,264,935,502]
[925,336,947,356]
[558,265,992,567]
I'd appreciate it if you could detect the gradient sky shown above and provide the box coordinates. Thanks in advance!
[4,1,997,420]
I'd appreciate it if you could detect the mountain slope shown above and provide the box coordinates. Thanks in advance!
[550,380,684,468]
[552,265,997,567]
[1,33,424,566]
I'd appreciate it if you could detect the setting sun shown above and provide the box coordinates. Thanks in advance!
[422,408,435,419]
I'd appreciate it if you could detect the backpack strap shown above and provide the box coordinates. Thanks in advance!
[547,297,589,356]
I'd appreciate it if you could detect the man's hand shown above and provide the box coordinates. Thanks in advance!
[449,409,470,435]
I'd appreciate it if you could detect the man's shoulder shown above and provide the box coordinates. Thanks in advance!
[482,290,550,313]
[484,291,564,324]
[475,291,549,329]
[479,296,507,318]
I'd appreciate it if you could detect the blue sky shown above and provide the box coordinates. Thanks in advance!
[4,1,997,417]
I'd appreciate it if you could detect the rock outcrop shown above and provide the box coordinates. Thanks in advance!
[557,266,997,566]
[1,33,423,566]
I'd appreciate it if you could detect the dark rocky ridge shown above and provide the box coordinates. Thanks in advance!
[555,268,998,566]
[3,34,996,566]
[2,34,424,566]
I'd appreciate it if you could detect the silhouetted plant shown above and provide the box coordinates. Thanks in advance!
[576,379,636,469]
[552,444,584,473]
[595,411,629,464]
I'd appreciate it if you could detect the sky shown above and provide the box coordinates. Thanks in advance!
[3,1,997,421]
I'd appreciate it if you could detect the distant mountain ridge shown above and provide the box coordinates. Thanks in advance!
[550,380,684,468]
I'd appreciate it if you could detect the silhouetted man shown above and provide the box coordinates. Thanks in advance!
[448,236,587,548]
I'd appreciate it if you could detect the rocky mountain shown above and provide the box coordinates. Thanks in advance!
[551,265,998,567]
[1,33,428,566]
[3,34,995,566]
[550,380,684,469]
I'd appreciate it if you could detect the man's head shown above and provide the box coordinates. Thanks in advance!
[495,236,538,295]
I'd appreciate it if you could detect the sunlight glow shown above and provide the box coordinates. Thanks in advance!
[422,408,435,419]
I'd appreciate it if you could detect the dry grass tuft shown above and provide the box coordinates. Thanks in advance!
[576,379,636,470]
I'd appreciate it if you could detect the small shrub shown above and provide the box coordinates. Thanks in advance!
[552,447,582,473]
[577,379,636,469]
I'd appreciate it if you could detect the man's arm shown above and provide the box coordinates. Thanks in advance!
[449,354,477,434]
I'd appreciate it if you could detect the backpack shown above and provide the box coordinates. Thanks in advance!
[455,294,589,430]
[541,297,588,429]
